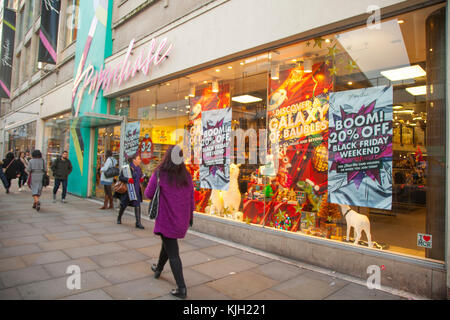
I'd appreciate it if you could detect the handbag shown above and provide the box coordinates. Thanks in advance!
[104,158,120,178]
[148,170,160,220]
[113,181,128,194]
[105,167,120,178]
[42,159,50,187]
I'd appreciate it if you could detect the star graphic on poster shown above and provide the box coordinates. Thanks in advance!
[313,37,325,48]
[329,66,338,76]
[327,44,339,58]
[345,59,358,72]
[329,101,392,189]
[295,203,302,214]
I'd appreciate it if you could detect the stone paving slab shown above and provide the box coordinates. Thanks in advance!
[63,243,126,259]
[0,244,43,259]
[0,265,52,288]
[207,270,278,299]
[250,261,306,282]
[96,261,153,284]
[37,237,99,251]
[44,231,92,241]
[60,289,113,300]
[0,288,22,300]
[102,277,174,300]
[21,251,71,267]
[43,257,100,278]
[190,256,259,280]
[1,235,48,247]
[93,233,138,243]
[90,250,149,268]
[17,271,111,300]
[0,257,27,272]
[325,283,403,300]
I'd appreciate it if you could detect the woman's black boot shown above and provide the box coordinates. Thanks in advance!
[151,264,162,279]
[170,287,187,299]
[117,206,126,224]
[134,207,144,229]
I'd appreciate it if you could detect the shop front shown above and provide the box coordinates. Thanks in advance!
[71,0,448,298]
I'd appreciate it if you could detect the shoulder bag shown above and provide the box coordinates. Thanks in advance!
[104,158,120,178]
[42,159,50,187]
[113,168,128,194]
[148,170,160,220]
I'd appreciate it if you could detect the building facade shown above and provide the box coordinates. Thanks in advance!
[1,0,449,299]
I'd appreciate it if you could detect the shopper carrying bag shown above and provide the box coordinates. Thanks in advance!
[145,145,194,299]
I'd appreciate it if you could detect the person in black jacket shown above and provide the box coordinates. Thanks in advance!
[2,152,23,194]
[51,151,73,203]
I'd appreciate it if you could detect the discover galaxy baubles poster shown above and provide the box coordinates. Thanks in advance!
[327,86,393,210]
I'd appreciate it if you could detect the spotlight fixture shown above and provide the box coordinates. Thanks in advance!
[303,59,313,73]
[270,64,279,80]
[212,80,219,93]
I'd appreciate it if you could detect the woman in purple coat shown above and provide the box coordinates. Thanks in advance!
[145,145,194,299]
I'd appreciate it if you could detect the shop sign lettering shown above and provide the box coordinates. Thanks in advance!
[73,37,172,115]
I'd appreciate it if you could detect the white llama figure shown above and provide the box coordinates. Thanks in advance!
[339,204,373,248]
[209,164,241,216]
[223,164,241,214]
[209,189,223,215]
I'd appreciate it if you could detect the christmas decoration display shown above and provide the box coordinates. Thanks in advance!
[339,204,373,248]
[274,210,292,231]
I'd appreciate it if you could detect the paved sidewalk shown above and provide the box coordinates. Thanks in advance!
[0,184,404,300]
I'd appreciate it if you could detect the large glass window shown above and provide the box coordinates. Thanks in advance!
[64,0,79,47]
[114,3,446,261]
[7,121,37,156]
[43,113,72,175]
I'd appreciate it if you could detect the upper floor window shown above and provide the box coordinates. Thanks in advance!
[64,0,79,47]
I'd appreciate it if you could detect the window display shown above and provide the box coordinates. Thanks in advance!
[43,114,71,175]
[114,3,446,261]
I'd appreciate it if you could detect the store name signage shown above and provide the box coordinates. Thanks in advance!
[73,37,173,112]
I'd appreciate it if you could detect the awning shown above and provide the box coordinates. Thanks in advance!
[60,113,125,128]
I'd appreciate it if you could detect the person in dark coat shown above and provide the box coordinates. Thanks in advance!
[116,154,145,229]
[2,152,23,194]
[51,151,72,203]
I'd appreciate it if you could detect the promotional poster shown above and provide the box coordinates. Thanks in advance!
[328,86,393,210]
[124,121,141,159]
[200,107,232,190]
[38,0,61,64]
[0,8,16,99]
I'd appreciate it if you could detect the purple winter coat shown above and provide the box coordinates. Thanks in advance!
[145,170,194,239]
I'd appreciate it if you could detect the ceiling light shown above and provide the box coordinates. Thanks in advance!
[152,104,155,107]
[232,95,263,104]
[347,81,353,85]
[393,105,403,110]
[203,80,208,84]
[240,62,244,66]
[164,107,168,110]
[303,59,313,73]
[381,65,426,81]
[172,108,175,110]
[406,85,426,96]
[398,19,404,24]
[325,39,331,43]
[270,64,279,80]
[215,69,220,72]
[59,116,64,118]
[394,109,414,114]
[291,59,297,63]
[146,89,150,92]
[189,85,196,97]
[166,83,170,86]
[185,105,190,109]
[228,66,233,69]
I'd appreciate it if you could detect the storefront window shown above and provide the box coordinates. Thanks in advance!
[7,121,36,156]
[43,113,71,174]
[114,3,446,261]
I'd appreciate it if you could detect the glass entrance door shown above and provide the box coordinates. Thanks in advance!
[95,125,121,199]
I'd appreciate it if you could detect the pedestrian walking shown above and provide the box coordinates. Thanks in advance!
[116,154,145,229]
[99,150,117,209]
[145,145,194,299]
[27,150,47,211]
[51,151,72,203]
[18,152,29,191]
[0,159,8,192]
[2,152,23,194]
